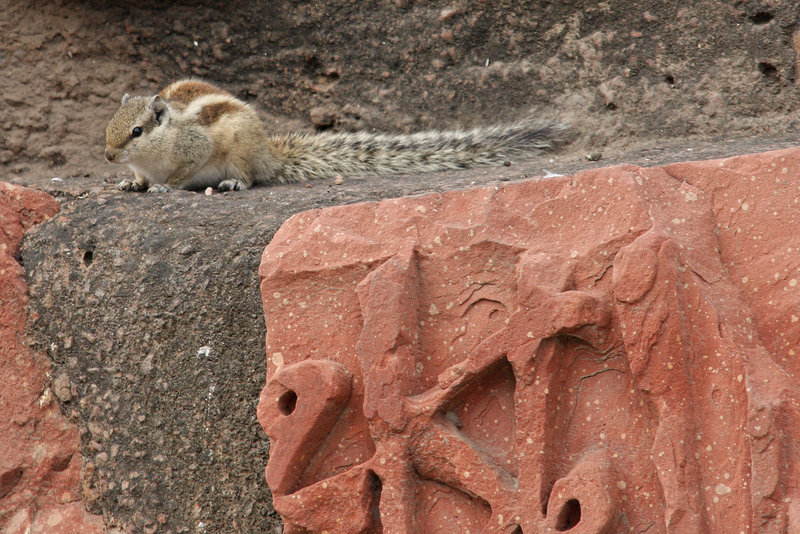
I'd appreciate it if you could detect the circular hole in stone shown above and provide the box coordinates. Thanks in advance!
[749,11,773,25]
[83,249,94,267]
[555,498,581,531]
[277,390,297,415]
[758,62,779,81]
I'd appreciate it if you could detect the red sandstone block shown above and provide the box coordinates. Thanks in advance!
[259,148,800,533]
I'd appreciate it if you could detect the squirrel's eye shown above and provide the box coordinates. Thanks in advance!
[131,127,143,138]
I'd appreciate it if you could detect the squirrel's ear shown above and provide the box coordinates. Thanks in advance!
[121,93,131,105]
[151,96,168,124]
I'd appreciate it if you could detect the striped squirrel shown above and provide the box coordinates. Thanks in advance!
[104,79,567,193]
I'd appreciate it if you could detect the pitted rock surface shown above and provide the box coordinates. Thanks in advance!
[259,147,800,533]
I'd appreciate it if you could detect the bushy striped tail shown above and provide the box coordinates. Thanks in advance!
[265,119,568,183]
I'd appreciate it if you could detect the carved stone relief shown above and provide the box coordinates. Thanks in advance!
[259,150,800,533]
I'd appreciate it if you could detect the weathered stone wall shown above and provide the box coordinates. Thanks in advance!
[259,147,800,533]
[4,0,800,184]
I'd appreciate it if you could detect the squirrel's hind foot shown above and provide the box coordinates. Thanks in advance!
[147,184,172,193]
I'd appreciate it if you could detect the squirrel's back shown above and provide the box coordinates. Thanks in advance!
[158,79,235,109]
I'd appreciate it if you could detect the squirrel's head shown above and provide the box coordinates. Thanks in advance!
[104,94,169,164]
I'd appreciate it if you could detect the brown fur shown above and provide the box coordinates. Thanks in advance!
[197,100,245,126]
[160,80,232,109]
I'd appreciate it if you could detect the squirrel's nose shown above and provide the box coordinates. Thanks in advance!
[104,149,116,162]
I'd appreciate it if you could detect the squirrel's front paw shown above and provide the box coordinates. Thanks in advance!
[147,184,172,193]
[217,179,247,192]
[118,179,147,192]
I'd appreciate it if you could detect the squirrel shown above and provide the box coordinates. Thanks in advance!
[104,79,567,193]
